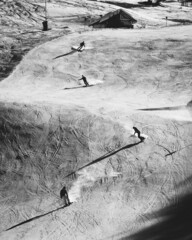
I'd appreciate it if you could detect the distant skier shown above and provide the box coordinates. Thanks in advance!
[77,41,85,51]
[78,75,89,87]
[133,127,145,142]
[60,186,71,206]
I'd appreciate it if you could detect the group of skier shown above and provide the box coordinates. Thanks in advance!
[60,126,145,207]
[75,41,90,87]
[60,42,146,207]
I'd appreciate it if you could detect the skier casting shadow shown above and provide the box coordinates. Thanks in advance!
[5,187,71,231]
[60,186,71,207]
[78,75,89,87]
[133,127,145,142]
[53,41,85,60]
[77,41,85,52]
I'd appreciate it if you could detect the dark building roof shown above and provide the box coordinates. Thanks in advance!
[90,9,137,28]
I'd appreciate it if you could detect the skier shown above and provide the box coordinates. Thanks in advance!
[78,75,89,87]
[133,127,145,142]
[60,186,71,207]
[77,41,85,51]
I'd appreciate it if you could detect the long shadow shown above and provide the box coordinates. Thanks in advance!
[163,0,176,2]
[137,105,185,111]
[100,0,162,8]
[100,0,141,8]
[6,204,71,231]
[65,141,142,178]
[120,180,192,240]
[138,1,162,6]
[64,85,94,90]
[53,50,77,59]
[138,1,153,5]
[20,30,43,35]
[168,19,192,24]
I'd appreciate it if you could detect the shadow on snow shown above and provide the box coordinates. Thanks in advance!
[63,85,94,90]
[137,105,185,111]
[65,140,143,178]
[53,50,77,59]
[5,204,71,231]
[120,178,192,240]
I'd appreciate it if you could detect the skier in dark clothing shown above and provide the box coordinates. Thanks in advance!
[77,41,85,51]
[78,75,89,87]
[133,127,145,142]
[60,186,71,206]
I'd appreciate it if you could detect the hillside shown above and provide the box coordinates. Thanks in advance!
[0,1,192,240]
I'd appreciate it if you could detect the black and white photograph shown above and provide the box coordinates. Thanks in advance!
[0,0,192,239]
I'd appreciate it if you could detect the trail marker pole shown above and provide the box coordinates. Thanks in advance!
[42,0,48,31]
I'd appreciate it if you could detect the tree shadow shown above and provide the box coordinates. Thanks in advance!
[137,105,185,111]
[138,1,154,6]
[120,178,192,240]
[20,30,43,35]
[53,50,77,59]
[63,85,94,90]
[65,140,142,178]
[168,19,192,24]
[100,0,163,8]
[6,204,71,231]
[138,1,162,6]
[100,0,141,8]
